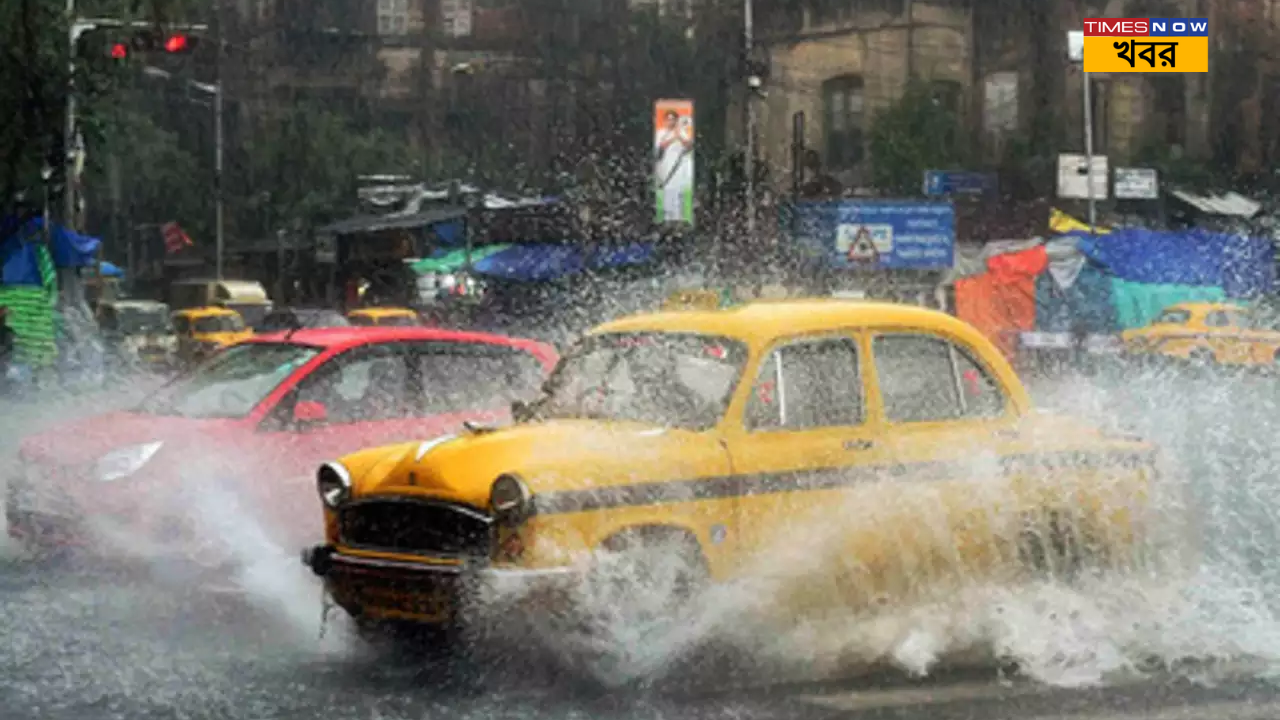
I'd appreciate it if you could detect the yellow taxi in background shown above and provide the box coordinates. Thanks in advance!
[347,306,421,327]
[1121,302,1280,367]
[303,300,1185,674]
[171,306,253,365]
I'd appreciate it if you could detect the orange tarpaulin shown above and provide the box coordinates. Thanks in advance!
[955,246,1048,358]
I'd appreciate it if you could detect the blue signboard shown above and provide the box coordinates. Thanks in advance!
[792,200,954,270]
[923,170,997,197]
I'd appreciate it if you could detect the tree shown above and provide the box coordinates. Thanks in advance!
[868,81,970,196]
[240,105,420,236]
[0,0,186,222]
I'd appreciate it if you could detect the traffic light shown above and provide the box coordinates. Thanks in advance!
[82,28,201,61]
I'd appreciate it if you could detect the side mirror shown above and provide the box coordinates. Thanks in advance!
[511,400,532,423]
[294,400,329,425]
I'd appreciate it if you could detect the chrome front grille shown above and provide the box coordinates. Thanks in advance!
[338,499,492,559]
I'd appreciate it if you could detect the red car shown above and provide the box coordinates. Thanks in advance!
[8,326,557,574]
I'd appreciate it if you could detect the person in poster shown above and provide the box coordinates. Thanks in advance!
[654,103,694,224]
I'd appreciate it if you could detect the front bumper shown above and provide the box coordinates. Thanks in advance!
[302,544,579,623]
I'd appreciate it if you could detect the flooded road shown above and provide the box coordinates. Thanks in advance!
[5,367,1280,718]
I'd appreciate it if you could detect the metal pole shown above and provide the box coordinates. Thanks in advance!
[215,81,224,280]
[1082,70,1096,232]
[743,0,755,238]
[64,0,78,230]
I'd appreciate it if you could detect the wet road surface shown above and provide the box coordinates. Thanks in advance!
[5,369,1280,718]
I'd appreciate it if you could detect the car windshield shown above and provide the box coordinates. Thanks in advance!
[192,315,246,333]
[138,343,320,419]
[110,308,171,335]
[348,314,376,327]
[534,332,747,430]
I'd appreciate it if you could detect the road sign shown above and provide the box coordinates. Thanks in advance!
[1057,153,1109,200]
[793,200,954,271]
[923,170,996,197]
[1114,167,1159,199]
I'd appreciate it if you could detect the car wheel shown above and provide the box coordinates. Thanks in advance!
[561,529,709,688]
[1017,510,1097,581]
[1187,349,1215,368]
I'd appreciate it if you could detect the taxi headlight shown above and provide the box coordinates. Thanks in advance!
[317,462,352,509]
[490,474,532,524]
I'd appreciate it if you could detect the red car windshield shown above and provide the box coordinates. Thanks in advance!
[138,343,320,419]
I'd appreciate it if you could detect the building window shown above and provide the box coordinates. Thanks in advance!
[441,0,473,37]
[822,75,865,170]
[378,0,409,35]
[1149,75,1186,149]
[983,71,1019,137]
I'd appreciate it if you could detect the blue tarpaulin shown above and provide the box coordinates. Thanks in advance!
[1,217,102,286]
[1068,228,1274,298]
[471,242,655,282]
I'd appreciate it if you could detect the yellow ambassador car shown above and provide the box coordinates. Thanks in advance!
[1121,302,1280,367]
[302,300,1182,653]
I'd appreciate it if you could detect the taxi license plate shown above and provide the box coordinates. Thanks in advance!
[351,582,453,620]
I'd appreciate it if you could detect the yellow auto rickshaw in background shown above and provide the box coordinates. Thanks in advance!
[171,306,254,365]
[346,306,421,327]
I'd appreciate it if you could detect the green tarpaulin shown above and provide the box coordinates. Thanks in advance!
[0,244,58,367]
[409,244,511,275]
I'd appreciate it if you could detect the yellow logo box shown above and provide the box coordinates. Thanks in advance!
[1083,36,1208,73]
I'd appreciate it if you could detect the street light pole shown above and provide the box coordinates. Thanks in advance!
[743,0,756,239]
[64,0,79,230]
[1082,71,1096,233]
[214,79,224,280]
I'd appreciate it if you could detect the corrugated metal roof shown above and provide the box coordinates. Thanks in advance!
[1170,189,1261,218]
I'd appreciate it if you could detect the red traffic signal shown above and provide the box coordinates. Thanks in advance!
[164,34,189,53]
[110,42,129,59]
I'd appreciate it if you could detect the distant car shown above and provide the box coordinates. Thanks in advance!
[1121,302,1280,367]
[347,307,421,327]
[96,299,178,371]
[171,306,254,366]
[258,307,351,333]
[9,326,558,578]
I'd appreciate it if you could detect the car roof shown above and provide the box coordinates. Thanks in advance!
[104,299,167,309]
[246,326,557,362]
[592,299,992,348]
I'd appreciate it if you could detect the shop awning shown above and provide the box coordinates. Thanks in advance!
[316,206,467,236]
[409,244,511,274]
[470,242,656,282]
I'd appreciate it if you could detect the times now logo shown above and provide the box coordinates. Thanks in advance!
[1083,17,1209,35]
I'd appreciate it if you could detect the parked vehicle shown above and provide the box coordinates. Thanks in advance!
[347,307,421,327]
[1121,302,1279,367]
[168,278,273,330]
[97,299,178,372]
[171,306,253,366]
[8,326,558,576]
[257,307,350,333]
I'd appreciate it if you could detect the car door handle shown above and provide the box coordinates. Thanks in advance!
[844,439,874,451]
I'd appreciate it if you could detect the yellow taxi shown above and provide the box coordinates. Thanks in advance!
[346,307,421,327]
[1121,302,1280,367]
[302,300,1183,667]
[171,306,253,365]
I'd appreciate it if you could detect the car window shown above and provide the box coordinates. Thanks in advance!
[295,345,413,423]
[951,348,1006,418]
[381,315,419,327]
[1153,309,1190,325]
[746,337,862,431]
[348,315,376,327]
[1204,311,1237,328]
[410,342,547,415]
[874,335,982,424]
[172,315,191,334]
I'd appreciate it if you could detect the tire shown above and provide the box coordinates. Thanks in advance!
[1017,509,1095,581]
[1187,349,1215,368]
[558,529,709,688]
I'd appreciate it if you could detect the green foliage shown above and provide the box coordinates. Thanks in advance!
[241,105,420,233]
[868,81,970,196]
